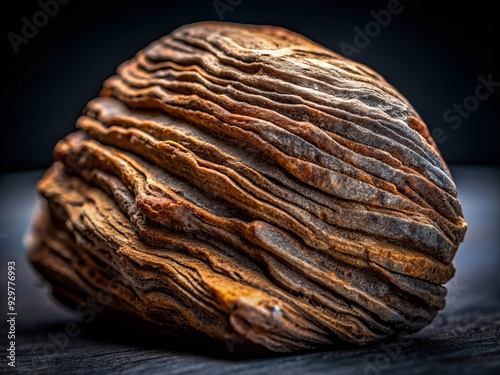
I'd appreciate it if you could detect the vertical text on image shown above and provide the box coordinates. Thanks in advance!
[6,261,17,368]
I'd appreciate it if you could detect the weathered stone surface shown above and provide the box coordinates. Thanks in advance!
[29,22,467,352]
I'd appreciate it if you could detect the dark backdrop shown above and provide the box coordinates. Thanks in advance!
[1,0,499,173]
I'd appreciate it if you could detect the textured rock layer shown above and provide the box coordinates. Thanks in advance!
[29,22,467,352]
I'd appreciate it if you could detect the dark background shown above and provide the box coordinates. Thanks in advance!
[1,3,499,373]
[1,0,499,173]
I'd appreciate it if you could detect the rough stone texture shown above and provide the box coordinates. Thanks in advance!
[28,22,467,352]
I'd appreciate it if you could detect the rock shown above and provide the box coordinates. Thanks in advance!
[28,22,467,352]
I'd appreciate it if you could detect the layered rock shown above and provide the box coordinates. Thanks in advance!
[28,22,467,352]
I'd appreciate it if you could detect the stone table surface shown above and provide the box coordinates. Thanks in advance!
[0,166,499,375]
